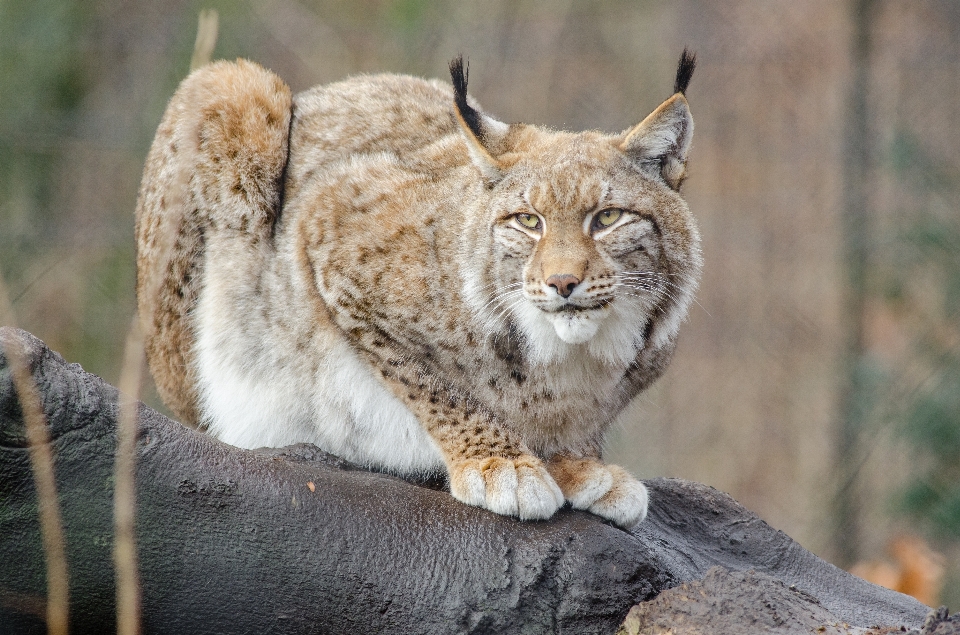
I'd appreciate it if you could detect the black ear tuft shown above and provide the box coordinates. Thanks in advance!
[449,55,468,101]
[449,55,485,142]
[673,48,697,95]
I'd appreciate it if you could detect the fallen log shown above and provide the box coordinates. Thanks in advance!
[0,327,929,634]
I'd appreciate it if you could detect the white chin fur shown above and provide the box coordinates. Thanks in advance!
[548,312,600,344]
[511,298,649,367]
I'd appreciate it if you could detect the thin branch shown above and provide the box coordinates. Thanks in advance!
[114,316,145,635]
[190,9,219,72]
[0,272,70,635]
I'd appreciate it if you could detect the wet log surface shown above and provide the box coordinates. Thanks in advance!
[0,327,929,634]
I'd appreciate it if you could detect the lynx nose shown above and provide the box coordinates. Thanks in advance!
[546,274,581,298]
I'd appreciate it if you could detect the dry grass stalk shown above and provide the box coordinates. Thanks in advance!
[0,273,70,635]
[0,271,14,329]
[109,18,217,626]
[114,316,145,635]
[190,9,219,72]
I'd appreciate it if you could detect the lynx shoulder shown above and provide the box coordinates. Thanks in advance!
[135,52,702,527]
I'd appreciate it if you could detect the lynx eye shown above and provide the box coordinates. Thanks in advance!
[514,213,542,230]
[595,208,622,228]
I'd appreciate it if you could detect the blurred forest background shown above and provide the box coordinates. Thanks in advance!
[2,0,958,607]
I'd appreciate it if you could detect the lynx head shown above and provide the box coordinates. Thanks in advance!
[454,52,702,367]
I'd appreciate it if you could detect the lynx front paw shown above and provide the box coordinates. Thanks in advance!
[587,465,648,528]
[449,455,564,520]
[548,457,648,528]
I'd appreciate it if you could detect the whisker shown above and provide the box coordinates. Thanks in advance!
[478,287,524,315]
[616,281,709,317]
[614,286,679,308]
[619,270,681,279]
[613,282,674,301]
[476,283,524,312]
[616,291,660,306]
[475,278,521,290]
[491,296,528,327]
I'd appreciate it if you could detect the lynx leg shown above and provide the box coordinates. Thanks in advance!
[366,359,563,520]
[548,455,648,528]
[427,415,563,520]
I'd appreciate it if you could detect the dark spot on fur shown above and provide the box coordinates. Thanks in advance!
[641,318,653,342]
[492,330,522,364]
[510,369,526,385]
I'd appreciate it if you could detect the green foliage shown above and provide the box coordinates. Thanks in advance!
[0,0,91,222]
[897,328,960,538]
[886,130,960,539]
[0,0,91,329]
[386,0,432,32]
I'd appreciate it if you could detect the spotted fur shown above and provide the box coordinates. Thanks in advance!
[136,54,701,527]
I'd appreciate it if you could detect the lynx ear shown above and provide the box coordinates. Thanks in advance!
[449,56,511,184]
[620,49,696,190]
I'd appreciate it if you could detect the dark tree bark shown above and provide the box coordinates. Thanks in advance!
[0,328,927,634]
[618,569,957,635]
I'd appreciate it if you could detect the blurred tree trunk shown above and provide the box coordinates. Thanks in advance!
[834,0,877,567]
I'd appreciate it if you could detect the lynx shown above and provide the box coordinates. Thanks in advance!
[136,52,701,528]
